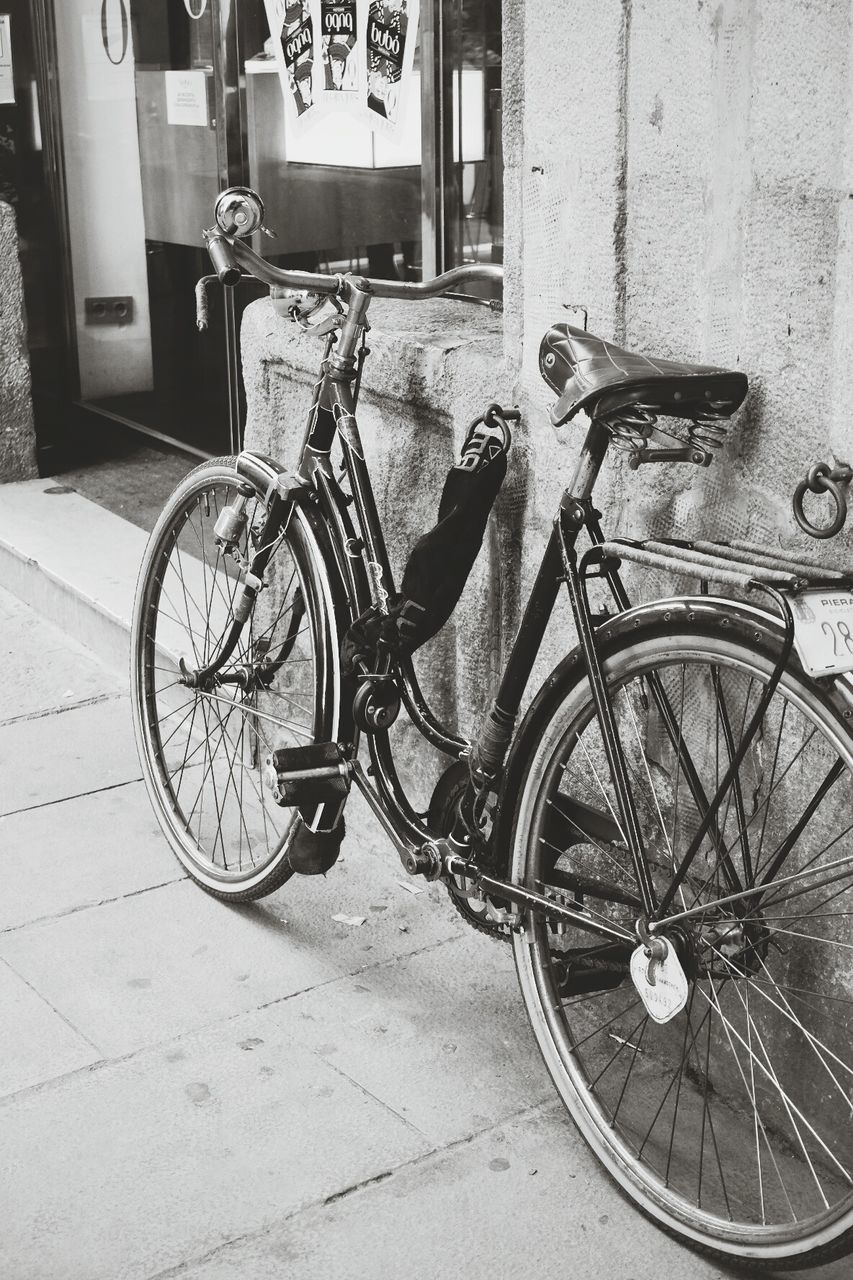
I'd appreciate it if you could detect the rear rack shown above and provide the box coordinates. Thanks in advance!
[587,537,853,593]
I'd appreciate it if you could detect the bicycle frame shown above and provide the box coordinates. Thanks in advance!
[225,275,800,950]
[247,286,636,915]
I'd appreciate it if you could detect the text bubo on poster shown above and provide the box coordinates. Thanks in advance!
[262,0,420,141]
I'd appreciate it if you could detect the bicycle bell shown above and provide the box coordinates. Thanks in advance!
[213,187,272,239]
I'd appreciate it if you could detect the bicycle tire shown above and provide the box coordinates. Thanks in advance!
[130,457,343,900]
[509,599,853,1268]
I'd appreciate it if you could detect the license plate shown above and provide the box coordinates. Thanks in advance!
[790,589,853,677]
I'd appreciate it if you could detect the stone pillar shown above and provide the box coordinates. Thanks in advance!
[502,0,633,687]
[0,200,37,482]
[502,0,853,687]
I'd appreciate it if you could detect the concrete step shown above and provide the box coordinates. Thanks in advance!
[0,477,151,674]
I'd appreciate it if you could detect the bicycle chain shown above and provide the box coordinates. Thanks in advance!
[445,876,512,943]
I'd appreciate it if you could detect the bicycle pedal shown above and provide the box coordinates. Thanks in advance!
[287,817,346,876]
[265,742,350,808]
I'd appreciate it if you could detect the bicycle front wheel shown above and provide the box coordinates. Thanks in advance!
[510,604,853,1268]
[131,458,342,900]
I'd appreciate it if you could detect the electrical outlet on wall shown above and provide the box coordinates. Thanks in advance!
[85,296,134,326]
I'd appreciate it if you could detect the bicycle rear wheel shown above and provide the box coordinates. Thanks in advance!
[131,458,342,900]
[510,605,853,1268]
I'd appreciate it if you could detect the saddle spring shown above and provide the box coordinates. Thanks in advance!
[686,402,732,453]
[597,403,659,451]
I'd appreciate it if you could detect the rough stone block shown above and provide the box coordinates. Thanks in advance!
[0,201,36,482]
[241,296,514,787]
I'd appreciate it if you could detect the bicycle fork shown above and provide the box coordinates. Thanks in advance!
[176,454,297,691]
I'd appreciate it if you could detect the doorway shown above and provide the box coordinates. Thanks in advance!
[15,0,502,467]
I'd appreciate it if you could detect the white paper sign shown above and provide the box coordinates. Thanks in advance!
[0,16,15,106]
[262,0,420,141]
[264,0,320,134]
[790,589,853,677]
[165,70,209,127]
[364,0,419,138]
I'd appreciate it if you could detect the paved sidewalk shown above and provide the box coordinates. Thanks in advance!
[0,582,847,1280]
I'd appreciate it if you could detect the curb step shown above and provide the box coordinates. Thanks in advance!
[0,478,148,674]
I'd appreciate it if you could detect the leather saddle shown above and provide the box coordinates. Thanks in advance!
[539,323,748,427]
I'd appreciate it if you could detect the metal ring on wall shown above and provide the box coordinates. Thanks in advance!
[792,469,849,540]
[100,0,129,65]
[184,0,210,17]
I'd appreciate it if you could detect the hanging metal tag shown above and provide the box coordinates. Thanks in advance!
[629,938,689,1024]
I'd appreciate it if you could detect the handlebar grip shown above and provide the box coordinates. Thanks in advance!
[207,236,241,287]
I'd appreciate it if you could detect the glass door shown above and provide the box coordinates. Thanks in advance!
[23,0,502,462]
[36,0,246,456]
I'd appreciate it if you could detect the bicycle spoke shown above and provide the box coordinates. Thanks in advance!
[664,986,698,1186]
[172,697,201,801]
[609,1014,648,1128]
[199,687,314,739]
[587,1005,651,1092]
[571,731,629,848]
[204,695,258,866]
[700,974,853,1195]
[750,955,853,1090]
[667,663,686,855]
[519,624,853,1254]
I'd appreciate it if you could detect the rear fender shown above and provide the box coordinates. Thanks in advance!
[489,592,853,878]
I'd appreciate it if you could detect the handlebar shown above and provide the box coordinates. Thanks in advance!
[205,231,503,301]
[207,236,242,287]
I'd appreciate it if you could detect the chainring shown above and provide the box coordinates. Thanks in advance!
[427,760,511,942]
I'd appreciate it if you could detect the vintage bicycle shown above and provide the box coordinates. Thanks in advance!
[131,186,853,1270]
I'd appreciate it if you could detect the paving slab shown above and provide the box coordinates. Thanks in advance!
[0,782,183,933]
[0,1008,430,1280]
[243,791,468,972]
[0,958,100,1098]
[0,878,348,1057]
[0,477,149,672]
[0,584,126,725]
[167,1103,853,1280]
[156,1105,734,1280]
[0,694,140,816]
[263,929,552,1146]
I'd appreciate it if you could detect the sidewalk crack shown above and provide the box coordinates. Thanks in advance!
[0,876,187,937]
[0,955,105,1058]
[1,775,143,819]
[324,1057,430,1142]
[0,691,126,728]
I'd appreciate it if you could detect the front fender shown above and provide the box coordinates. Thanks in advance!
[237,448,359,758]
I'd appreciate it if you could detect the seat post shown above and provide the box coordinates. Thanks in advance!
[561,418,611,514]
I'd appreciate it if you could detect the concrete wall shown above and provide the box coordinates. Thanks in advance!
[504,0,853,682]
[0,201,37,483]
